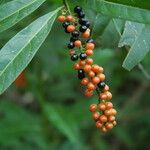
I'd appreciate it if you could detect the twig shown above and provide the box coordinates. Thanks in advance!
[138,63,150,80]
[63,0,72,15]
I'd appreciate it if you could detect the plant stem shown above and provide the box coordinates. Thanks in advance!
[63,0,72,15]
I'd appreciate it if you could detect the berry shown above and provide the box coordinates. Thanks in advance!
[78,69,85,79]
[79,18,90,27]
[62,21,70,28]
[79,60,86,66]
[105,123,113,129]
[86,58,93,65]
[74,63,80,70]
[101,126,107,132]
[98,103,106,111]
[84,89,93,97]
[72,30,80,37]
[103,85,109,92]
[86,38,94,43]
[67,25,75,32]
[98,73,105,81]
[88,71,95,78]
[92,65,103,73]
[86,49,93,56]
[80,53,87,60]
[99,93,107,100]
[92,77,100,85]
[105,91,112,100]
[98,82,106,89]
[108,115,115,122]
[89,104,97,112]
[66,15,74,22]
[70,36,78,42]
[87,82,95,91]
[113,121,117,126]
[99,115,107,122]
[74,40,82,47]
[92,112,100,121]
[86,43,95,50]
[71,54,78,61]
[57,15,66,22]
[82,31,90,38]
[69,50,75,56]
[105,102,113,109]
[110,109,117,116]
[74,6,82,13]
[79,25,87,32]
[83,64,92,73]
[81,78,89,85]
[78,11,85,18]
[68,42,75,49]
[104,110,112,116]
[96,121,103,128]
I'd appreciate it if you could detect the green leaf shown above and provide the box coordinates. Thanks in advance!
[119,21,150,70]
[0,0,46,32]
[0,7,61,94]
[86,0,150,24]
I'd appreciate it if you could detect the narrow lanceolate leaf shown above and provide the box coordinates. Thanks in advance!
[0,0,46,32]
[0,7,61,94]
[119,21,150,70]
[86,0,150,24]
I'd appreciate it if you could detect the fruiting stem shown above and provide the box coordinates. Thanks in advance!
[63,0,72,15]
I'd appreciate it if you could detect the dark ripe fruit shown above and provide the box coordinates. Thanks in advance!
[79,25,87,32]
[80,53,87,60]
[78,69,85,79]
[85,21,90,27]
[89,104,97,112]
[79,18,90,27]
[72,30,80,37]
[96,121,103,128]
[78,11,85,18]
[68,42,75,49]
[71,54,78,61]
[86,38,94,43]
[98,82,106,89]
[62,21,70,28]
[70,36,78,42]
[99,115,107,122]
[74,6,82,13]
[92,112,100,121]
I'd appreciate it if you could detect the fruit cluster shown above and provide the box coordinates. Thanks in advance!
[57,6,117,132]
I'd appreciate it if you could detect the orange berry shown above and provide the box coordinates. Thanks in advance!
[79,60,86,66]
[108,115,115,122]
[112,121,117,126]
[69,49,75,56]
[99,115,107,122]
[98,103,106,111]
[74,40,82,47]
[98,73,105,81]
[81,78,89,85]
[110,108,117,116]
[86,43,95,50]
[87,82,95,91]
[82,31,90,38]
[103,85,109,92]
[92,77,100,85]
[105,102,113,109]
[93,112,100,121]
[86,58,93,65]
[84,89,93,97]
[105,123,113,129]
[96,121,103,128]
[101,126,107,132]
[67,25,75,32]
[89,104,97,112]
[57,15,66,22]
[66,15,74,22]
[105,91,112,100]
[99,93,107,100]
[88,71,95,78]
[86,49,93,56]
[74,63,80,70]
[104,110,112,116]
[91,65,102,73]
[83,64,92,73]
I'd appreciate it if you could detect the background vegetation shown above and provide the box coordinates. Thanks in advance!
[0,0,150,150]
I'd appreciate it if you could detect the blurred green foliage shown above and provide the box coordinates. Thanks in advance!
[0,0,150,150]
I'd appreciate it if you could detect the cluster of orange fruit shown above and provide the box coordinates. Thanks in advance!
[58,6,117,132]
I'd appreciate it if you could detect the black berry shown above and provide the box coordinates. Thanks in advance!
[71,54,78,61]
[78,11,85,18]
[80,53,87,60]
[98,82,106,89]
[86,38,94,43]
[78,69,85,79]
[74,6,82,14]
[72,30,80,37]
[62,21,70,28]
[68,42,75,49]
[70,37,78,42]
[79,25,87,32]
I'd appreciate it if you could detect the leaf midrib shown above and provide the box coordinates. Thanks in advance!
[0,12,54,78]
[0,0,44,21]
